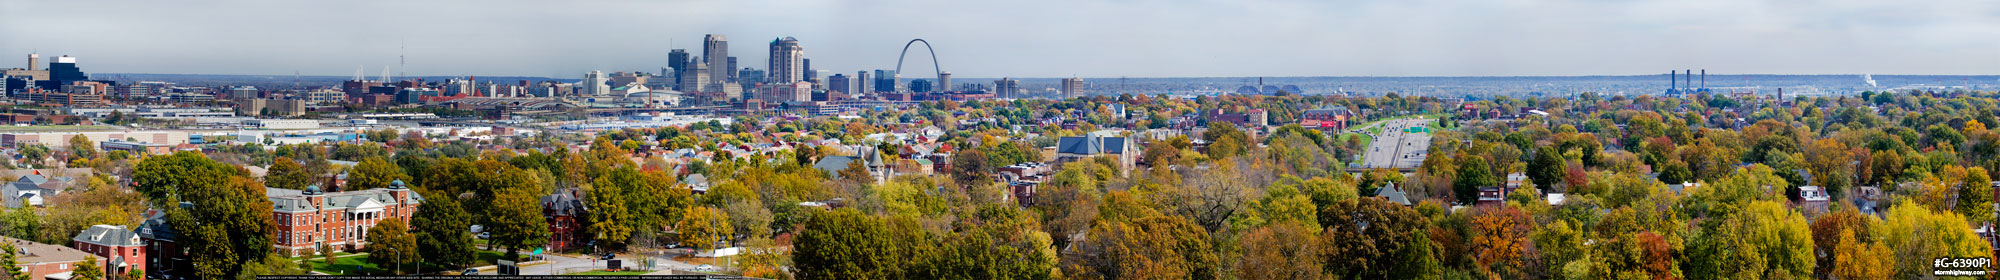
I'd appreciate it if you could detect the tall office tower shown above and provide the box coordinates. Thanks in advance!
[909,79,933,93]
[768,37,804,84]
[680,59,709,94]
[873,69,898,93]
[1061,77,1084,98]
[827,74,850,94]
[995,78,1021,99]
[40,55,86,89]
[937,72,952,93]
[668,49,690,89]
[26,53,37,71]
[725,57,739,82]
[855,71,871,94]
[801,59,815,83]
[703,34,731,89]
[581,70,610,96]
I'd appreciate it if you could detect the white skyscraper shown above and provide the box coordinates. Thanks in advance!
[581,70,610,96]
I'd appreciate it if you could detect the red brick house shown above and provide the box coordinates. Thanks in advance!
[543,188,587,252]
[71,224,145,277]
[0,236,91,280]
[267,180,422,257]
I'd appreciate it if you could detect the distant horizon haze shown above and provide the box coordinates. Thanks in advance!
[5,0,1997,78]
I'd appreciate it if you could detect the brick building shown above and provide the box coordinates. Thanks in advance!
[71,224,145,276]
[0,236,91,280]
[267,180,423,257]
[542,188,587,252]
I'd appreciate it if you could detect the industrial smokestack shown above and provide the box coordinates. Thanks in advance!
[1700,69,1706,89]
[1684,69,1692,91]
[1670,70,1677,92]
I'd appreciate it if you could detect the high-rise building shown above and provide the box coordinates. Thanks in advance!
[827,74,850,94]
[1062,77,1085,98]
[802,58,816,84]
[726,57,739,82]
[995,78,1021,99]
[768,37,804,84]
[855,71,871,94]
[680,59,709,94]
[873,69,898,93]
[26,53,37,71]
[703,34,731,95]
[40,55,86,89]
[909,79,933,93]
[938,72,952,93]
[581,71,610,96]
[668,49,691,90]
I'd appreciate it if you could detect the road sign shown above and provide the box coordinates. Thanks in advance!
[532,247,543,256]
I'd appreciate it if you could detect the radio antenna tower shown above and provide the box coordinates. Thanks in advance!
[399,41,407,80]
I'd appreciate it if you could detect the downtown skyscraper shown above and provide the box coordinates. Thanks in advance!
[703,34,742,100]
[768,37,804,84]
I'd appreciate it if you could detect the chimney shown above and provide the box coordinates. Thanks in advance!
[1684,69,1692,91]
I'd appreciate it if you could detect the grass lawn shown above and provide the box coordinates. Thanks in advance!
[0,125,119,132]
[471,249,531,267]
[309,254,408,275]
[569,270,654,276]
[1337,133,1373,149]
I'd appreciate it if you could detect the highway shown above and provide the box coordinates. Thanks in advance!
[1360,118,1434,169]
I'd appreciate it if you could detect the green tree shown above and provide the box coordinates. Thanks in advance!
[1877,203,1993,278]
[74,255,103,280]
[68,135,97,160]
[795,209,898,280]
[678,206,733,251]
[134,152,275,279]
[1528,146,1567,192]
[1957,167,1994,225]
[484,170,550,259]
[0,243,25,280]
[346,157,409,190]
[413,191,475,270]
[264,157,313,190]
[1319,197,1436,278]
[1454,155,1496,204]
[951,149,993,188]
[588,172,634,248]
[365,218,417,275]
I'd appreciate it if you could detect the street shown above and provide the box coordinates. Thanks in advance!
[1360,118,1433,169]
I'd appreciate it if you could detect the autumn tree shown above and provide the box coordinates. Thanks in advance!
[1237,223,1323,279]
[364,218,417,275]
[1957,166,1994,225]
[1469,206,1534,278]
[346,156,410,190]
[794,209,899,279]
[1877,203,1993,278]
[678,206,734,251]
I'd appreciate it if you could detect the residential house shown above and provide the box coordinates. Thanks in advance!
[813,147,887,184]
[1054,134,1136,177]
[136,209,183,280]
[542,188,587,252]
[266,180,423,257]
[72,224,145,276]
[1375,182,1412,206]
[3,173,70,208]
[0,236,92,280]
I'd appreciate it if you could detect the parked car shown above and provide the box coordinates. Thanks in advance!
[460,269,479,275]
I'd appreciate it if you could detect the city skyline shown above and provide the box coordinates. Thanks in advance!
[4,0,1998,78]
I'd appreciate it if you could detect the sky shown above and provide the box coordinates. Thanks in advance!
[3,0,1996,78]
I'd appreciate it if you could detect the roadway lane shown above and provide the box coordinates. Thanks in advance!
[1360,118,1433,169]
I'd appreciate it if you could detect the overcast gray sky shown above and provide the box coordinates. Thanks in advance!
[3,0,1995,78]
